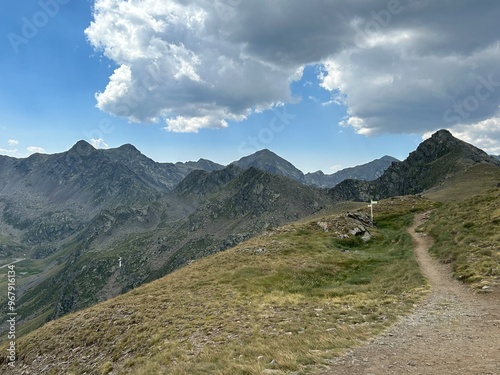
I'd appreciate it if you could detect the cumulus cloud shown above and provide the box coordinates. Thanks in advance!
[0,148,18,157]
[27,146,46,154]
[86,0,500,149]
[90,138,109,149]
[85,0,300,131]
[8,139,19,146]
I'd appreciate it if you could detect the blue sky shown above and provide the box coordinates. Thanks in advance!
[1,1,499,173]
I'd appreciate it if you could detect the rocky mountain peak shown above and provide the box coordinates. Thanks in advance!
[114,143,141,156]
[413,129,496,165]
[253,148,275,156]
[232,149,305,183]
[380,155,399,162]
[431,129,454,140]
[68,140,95,156]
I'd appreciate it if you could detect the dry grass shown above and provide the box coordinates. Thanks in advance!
[425,163,500,202]
[422,187,500,290]
[0,196,436,374]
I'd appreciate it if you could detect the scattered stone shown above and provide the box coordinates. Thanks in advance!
[317,221,329,232]
[361,231,372,242]
[349,227,363,236]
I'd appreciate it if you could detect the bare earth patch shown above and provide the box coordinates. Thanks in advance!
[322,213,500,375]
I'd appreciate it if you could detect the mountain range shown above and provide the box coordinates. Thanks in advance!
[0,129,499,339]
[230,148,398,187]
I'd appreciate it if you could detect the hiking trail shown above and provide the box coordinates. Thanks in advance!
[322,212,500,375]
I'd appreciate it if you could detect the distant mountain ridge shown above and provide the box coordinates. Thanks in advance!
[230,149,398,188]
[305,155,399,188]
[231,149,306,183]
[329,130,500,201]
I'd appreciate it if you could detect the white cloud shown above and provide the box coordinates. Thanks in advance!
[8,139,19,146]
[319,61,345,92]
[85,0,500,152]
[26,146,46,154]
[90,138,109,149]
[165,115,228,133]
[329,164,344,173]
[85,0,297,131]
[0,148,18,157]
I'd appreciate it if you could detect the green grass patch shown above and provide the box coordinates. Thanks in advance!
[422,188,500,289]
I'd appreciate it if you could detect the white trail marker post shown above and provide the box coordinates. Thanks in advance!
[368,199,378,223]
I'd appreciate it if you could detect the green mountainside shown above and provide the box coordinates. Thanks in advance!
[0,196,437,374]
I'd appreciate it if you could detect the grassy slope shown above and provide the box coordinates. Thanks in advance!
[421,164,500,290]
[0,197,436,375]
[425,163,500,202]
[422,187,500,290]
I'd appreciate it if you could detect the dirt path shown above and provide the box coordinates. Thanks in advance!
[322,213,500,375]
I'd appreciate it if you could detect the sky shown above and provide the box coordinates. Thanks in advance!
[1,0,500,173]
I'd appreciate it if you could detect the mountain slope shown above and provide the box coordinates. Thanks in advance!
[103,144,187,192]
[329,130,500,202]
[1,162,333,337]
[175,158,225,173]
[0,141,162,247]
[305,155,399,188]
[0,196,436,375]
[0,141,226,248]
